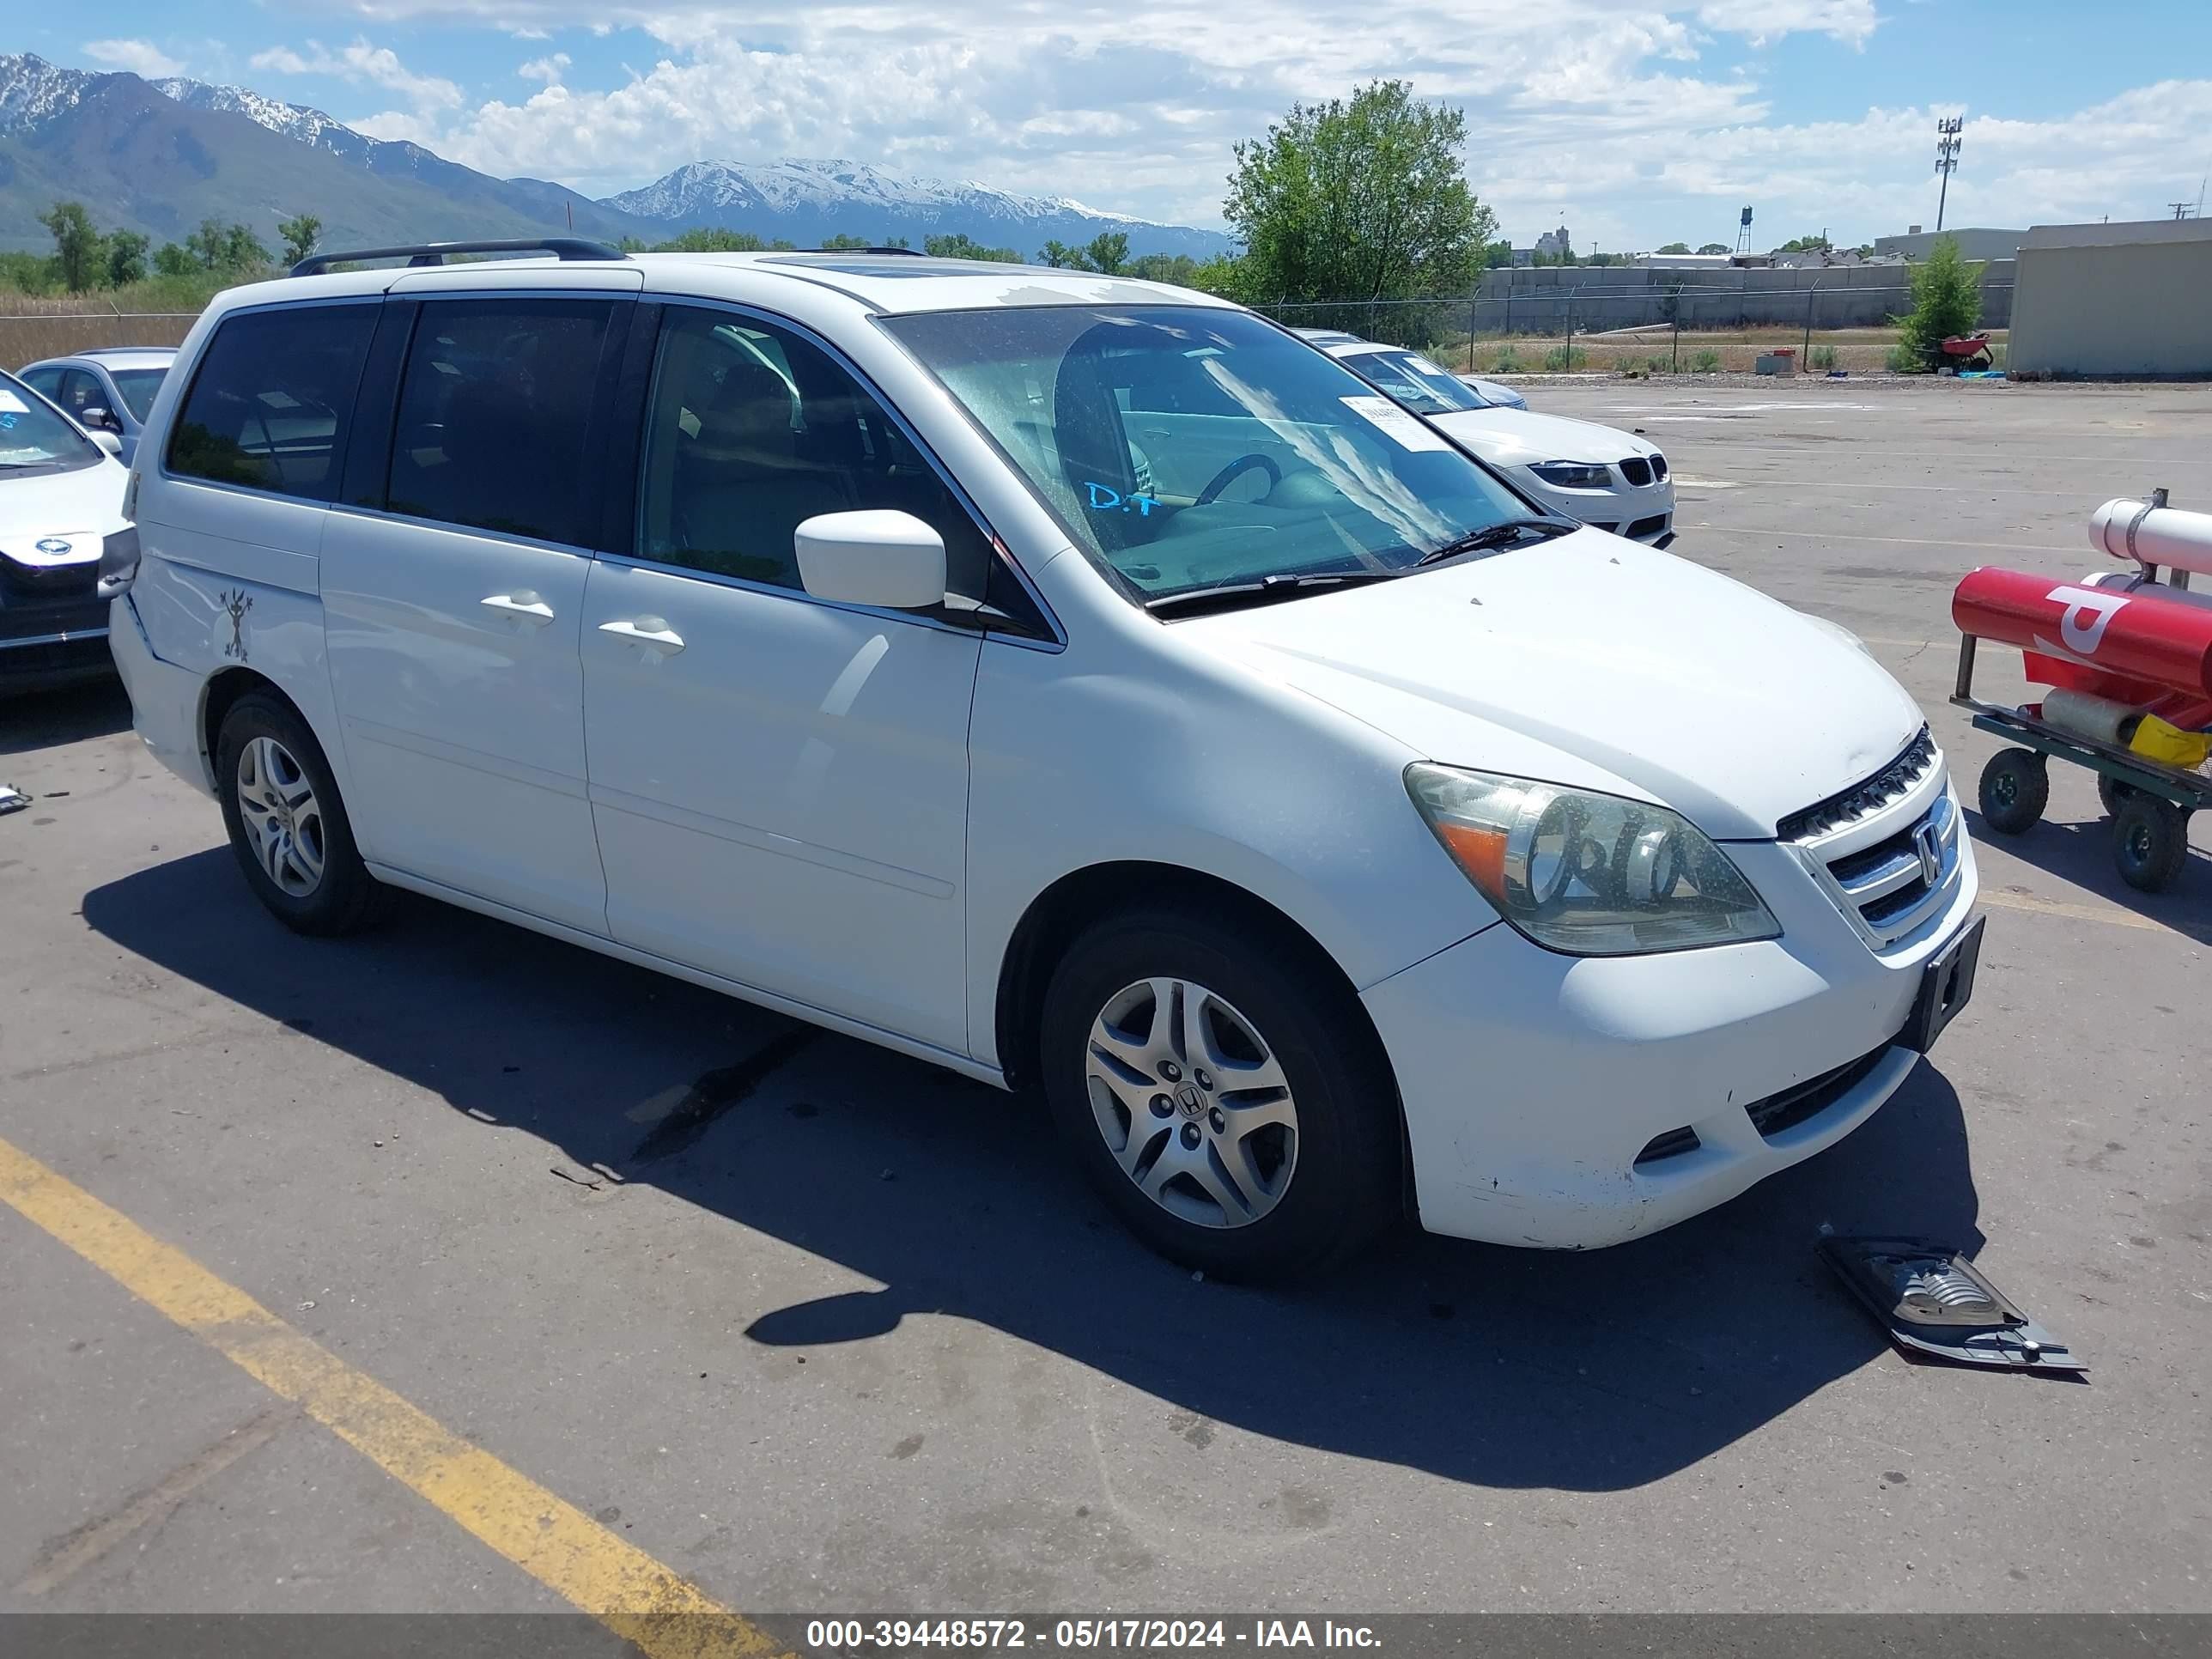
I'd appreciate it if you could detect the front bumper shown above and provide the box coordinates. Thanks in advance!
[1364,816,1979,1249]
[1512,468,1675,544]
[1,560,112,692]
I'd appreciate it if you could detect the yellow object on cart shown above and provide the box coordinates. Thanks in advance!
[2129,714,2212,769]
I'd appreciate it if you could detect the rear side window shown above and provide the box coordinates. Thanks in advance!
[167,306,376,501]
[385,299,614,546]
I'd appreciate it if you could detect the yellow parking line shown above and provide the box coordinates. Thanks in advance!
[1977,886,2175,934]
[0,1132,784,1659]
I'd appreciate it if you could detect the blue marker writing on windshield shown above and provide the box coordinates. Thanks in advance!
[1085,481,1158,516]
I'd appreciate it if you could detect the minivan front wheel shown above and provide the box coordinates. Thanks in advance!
[216,692,391,935]
[1040,906,1401,1280]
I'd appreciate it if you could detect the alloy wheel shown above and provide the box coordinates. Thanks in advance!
[235,735,325,897]
[1084,977,1299,1229]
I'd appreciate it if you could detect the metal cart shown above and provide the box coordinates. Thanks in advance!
[1950,634,2209,892]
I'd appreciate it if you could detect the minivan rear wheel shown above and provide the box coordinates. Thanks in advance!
[216,692,391,935]
[1039,905,1401,1280]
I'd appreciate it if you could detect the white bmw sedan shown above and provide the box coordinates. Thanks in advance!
[0,369,131,693]
[1317,338,1676,544]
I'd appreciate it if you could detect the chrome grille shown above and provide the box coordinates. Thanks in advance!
[1620,457,1654,487]
[1786,728,1962,950]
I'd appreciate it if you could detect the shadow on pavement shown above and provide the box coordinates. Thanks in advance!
[1963,806,2207,939]
[85,849,1984,1494]
[0,678,131,757]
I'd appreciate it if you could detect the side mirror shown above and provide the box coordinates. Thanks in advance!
[88,428,123,458]
[793,510,946,610]
[82,406,121,433]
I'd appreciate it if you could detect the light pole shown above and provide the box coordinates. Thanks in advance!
[1935,117,1963,232]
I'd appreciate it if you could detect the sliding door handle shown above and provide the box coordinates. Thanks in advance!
[598,617,686,654]
[481,592,556,625]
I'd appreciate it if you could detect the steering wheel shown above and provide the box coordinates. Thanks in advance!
[1193,453,1282,507]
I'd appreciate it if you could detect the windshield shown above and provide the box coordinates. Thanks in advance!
[1340,349,1486,415]
[0,373,100,473]
[110,368,167,422]
[883,307,1529,604]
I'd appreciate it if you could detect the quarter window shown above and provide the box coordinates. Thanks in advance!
[385,300,616,546]
[167,306,377,501]
[637,307,992,600]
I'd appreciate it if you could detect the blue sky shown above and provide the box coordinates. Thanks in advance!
[36,0,2212,246]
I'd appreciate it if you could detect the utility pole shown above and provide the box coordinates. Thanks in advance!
[1934,117,1963,231]
[2170,201,2197,220]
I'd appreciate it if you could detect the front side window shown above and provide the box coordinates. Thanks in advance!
[883,307,1528,605]
[168,306,377,500]
[110,368,167,423]
[386,299,615,545]
[0,371,101,475]
[1340,349,1486,416]
[637,307,992,600]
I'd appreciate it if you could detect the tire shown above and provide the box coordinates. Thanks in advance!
[2112,794,2191,893]
[1037,903,1402,1282]
[215,691,392,935]
[2097,773,2132,819]
[1978,748,2048,835]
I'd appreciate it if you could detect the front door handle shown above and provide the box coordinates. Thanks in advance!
[598,617,686,654]
[481,592,556,625]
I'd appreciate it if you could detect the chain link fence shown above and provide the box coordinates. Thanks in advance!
[0,311,201,368]
[1255,278,2015,375]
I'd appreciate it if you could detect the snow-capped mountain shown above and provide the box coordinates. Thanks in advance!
[0,52,1229,260]
[603,157,1224,257]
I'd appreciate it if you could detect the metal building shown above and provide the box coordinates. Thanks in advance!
[2008,218,2212,379]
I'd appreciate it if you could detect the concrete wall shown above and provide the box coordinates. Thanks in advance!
[1453,261,2014,334]
[1874,228,2026,262]
[2009,222,2212,378]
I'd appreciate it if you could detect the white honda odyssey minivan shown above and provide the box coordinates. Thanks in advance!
[107,241,1984,1278]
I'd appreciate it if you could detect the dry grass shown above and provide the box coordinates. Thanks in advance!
[1437,325,2008,377]
[0,308,199,364]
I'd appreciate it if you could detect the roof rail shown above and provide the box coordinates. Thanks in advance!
[289,238,629,278]
[796,246,926,256]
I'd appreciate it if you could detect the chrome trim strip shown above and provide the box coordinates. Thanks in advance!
[0,626,111,650]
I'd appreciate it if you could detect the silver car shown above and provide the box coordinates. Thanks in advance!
[17,348,177,467]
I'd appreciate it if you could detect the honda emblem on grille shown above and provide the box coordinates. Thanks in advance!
[1912,820,1942,887]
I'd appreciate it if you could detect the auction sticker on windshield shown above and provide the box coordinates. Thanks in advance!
[1340,393,1448,451]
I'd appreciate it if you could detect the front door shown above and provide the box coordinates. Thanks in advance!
[320,295,627,934]
[582,305,987,1053]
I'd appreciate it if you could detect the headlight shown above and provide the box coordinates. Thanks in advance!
[1405,763,1781,956]
[1529,461,1612,489]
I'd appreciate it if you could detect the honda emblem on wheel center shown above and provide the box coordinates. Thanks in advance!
[1176,1084,1204,1116]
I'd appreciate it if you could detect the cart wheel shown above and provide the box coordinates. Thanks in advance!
[2097,774,2132,819]
[1978,749,2048,834]
[2112,794,2190,892]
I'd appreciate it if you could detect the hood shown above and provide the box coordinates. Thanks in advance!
[1428,406,1656,467]
[0,458,129,571]
[1182,532,1923,839]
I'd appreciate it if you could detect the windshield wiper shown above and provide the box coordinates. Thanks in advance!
[1145,568,1396,618]
[1413,517,1579,567]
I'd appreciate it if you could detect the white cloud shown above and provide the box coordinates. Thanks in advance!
[82,38,186,78]
[264,1,2205,248]
[250,38,464,112]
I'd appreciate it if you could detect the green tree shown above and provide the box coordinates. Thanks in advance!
[1082,231,1129,276]
[1656,241,1691,254]
[222,223,270,269]
[40,201,105,293]
[1127,252,1200,284]
[1186,253,1247,296]
[923,233,1020,262]
[816,233,876,250]
[1696,242,1730,256]
[106,229,151,288]
[647,227,768,252]
[1583,250,1617,266]
[1226,80,1494,304]
[277,214,322,266]
[154,242,198,278]
[185,219,227,269]
[1776,233,1830,252]
[0,249,56,295]
[1893,234,1984,368]
[1036,239,1086,268]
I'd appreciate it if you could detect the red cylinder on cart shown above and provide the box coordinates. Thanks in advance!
[1952,567,2212,702]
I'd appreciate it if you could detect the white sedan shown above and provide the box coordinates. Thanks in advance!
[0,369,131,693]
[1315,338,1675,545]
